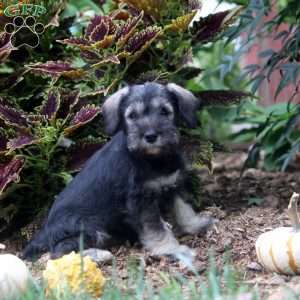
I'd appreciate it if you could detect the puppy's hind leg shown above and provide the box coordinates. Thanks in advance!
[82,248,113,264]
[83,230,113,264]
[132,201,195,265]
[141,220,195,265]
[51,231,113,263]
[50,237,81,259]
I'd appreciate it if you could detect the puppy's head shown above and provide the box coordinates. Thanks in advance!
[102,82,199,156]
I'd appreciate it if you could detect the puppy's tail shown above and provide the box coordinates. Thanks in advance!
[22,229,48,261]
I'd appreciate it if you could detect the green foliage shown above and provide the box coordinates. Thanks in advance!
[232,101,300,171]
[0,0,249,234]
[223,0,300,171]
[186,39,252,143]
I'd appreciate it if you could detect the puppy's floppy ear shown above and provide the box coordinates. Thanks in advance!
[102,87,129,135]
[167,83,200,128]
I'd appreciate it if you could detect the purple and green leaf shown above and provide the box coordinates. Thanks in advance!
[64,105,101,135]
[125,26,161,54]
[57,38,92,50]
[40,89,61,121]
[116,11,144,47]
[7,134,38,152]
[0,103,28,128]
[0,156,25,195]
[90,21,109,42]
[26,61,78,78]
[85,16,116,39]
[80,50,100,61]
[57,90,80,119]
[192,7,243,44]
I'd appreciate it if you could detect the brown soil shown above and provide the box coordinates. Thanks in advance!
[2,151,300,299]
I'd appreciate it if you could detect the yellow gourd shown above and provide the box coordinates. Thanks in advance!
[43,251,106,298]
[256,192,300,275]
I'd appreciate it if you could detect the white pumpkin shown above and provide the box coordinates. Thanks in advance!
[0,254,32,300]
[256,192,300,275]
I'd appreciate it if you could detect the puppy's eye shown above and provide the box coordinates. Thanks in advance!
[160,107,170,116]
[128,111,138,120]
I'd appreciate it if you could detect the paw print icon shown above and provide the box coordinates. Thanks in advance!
[4,16,45,49]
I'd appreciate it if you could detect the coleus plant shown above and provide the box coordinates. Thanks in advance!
[21,0,244,93]
[0,88,103,193]
[0,0,250,234]
[0,88,104,232]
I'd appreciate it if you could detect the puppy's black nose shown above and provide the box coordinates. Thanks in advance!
[144,132,158,143]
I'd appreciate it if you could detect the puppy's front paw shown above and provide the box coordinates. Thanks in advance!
[172,245,195,265]
[82,248,113,264]
[184,216,218,235]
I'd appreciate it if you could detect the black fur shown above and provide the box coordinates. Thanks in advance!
[23,82,200,260]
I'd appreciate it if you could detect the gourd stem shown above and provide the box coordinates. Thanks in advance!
[287,192,300,231]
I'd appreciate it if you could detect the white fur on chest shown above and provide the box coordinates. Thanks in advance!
[144,170,181,190]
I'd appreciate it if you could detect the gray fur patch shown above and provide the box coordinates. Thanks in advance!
[173,196,216,234]
[144,170,181,190]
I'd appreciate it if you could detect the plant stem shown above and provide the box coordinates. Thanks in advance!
[287,192,300,231]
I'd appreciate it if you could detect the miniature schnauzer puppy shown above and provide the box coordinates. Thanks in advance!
[23,82,214,265]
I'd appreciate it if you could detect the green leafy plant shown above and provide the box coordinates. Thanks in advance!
[231,101,300,171]
[223,0,300,172]
[0,88,105,234]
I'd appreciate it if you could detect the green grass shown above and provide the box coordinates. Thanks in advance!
[5,257,262,300]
